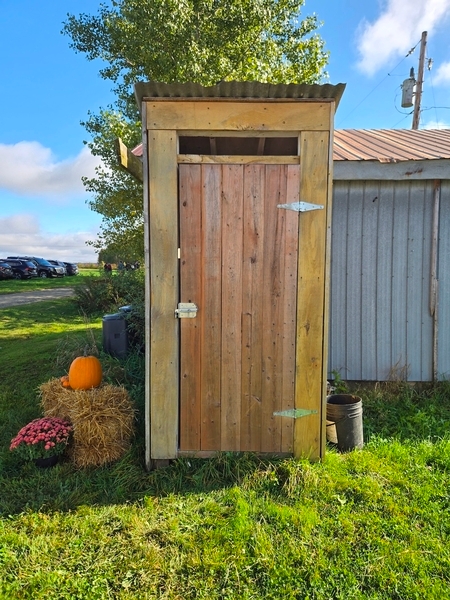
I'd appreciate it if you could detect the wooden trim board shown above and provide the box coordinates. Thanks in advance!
[147,129,179,459]
[115,137,143,181]
[294,130,331,460]
[178,154,300,165]
[146,101,331,132]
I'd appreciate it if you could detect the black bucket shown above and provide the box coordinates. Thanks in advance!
[326,394,364,451]
[102,313,128,359]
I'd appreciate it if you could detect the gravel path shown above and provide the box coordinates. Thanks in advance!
[0,288,75,309]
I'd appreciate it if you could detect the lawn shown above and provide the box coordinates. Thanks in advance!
[0,295,449,599]
[0,268,100,294]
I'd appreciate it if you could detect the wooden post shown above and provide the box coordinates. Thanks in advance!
[412,31,427,130]
[294,129,331,460]
[142,104,152,471]
[147,128,179,460]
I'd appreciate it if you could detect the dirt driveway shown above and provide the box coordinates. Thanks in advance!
[0,288,75,309]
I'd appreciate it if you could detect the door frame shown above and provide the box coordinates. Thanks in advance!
[143,98,335,466]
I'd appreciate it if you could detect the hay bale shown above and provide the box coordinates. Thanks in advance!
[69,385,135,468]
[39,378,74,421]
[39,378,136,468]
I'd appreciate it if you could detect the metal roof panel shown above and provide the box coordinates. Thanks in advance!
[135,80,346,109]
[333,129,450,161]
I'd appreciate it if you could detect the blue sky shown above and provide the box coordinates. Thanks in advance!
[1,0,450,263]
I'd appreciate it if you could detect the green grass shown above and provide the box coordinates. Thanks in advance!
[1,299,450,598]
[0,268,100,294]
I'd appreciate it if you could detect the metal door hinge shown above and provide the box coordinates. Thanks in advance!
[277,201,324,212]
[273,408,318,419]
[175,302,198,318]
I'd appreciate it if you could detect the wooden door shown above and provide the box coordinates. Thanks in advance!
[179,162,305,453]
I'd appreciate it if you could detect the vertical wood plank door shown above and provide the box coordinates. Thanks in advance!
[179,163,305,453]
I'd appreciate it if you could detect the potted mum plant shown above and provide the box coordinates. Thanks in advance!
[10,416,73,467]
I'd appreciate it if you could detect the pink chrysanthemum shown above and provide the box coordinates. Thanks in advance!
[10,417,73,461]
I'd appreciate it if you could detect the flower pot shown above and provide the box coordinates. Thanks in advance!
[34,455,58,468]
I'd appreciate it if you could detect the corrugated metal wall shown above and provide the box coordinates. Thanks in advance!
[437,181,450,379]
[329,179,435,381]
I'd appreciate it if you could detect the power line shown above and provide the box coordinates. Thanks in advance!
[337,38,422,127]
[392,89,413,127]
[392,112,414,128]
[421,106,450,111]
[336,75,390,127]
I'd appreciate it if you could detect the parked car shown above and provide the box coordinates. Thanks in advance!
[7,256,62,278]
[63,262,79,276]
[0,258,38,279]
[0,261,14,280]
[48,260,67,275]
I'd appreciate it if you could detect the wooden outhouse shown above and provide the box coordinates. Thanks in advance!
[134,81,345,468]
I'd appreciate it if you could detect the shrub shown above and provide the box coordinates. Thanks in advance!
[72,269,144,315]
[72,269,145,351]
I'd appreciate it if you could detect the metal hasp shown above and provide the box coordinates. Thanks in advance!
[277,201,324,212]
[175,302,198,318]
[273,408,318,419]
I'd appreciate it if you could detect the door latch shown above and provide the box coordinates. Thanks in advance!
[175,302,198,318]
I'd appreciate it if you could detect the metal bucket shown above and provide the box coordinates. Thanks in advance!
[326,394,364,451]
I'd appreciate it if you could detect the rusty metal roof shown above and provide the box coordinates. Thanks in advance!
[135,80,346,108]
[333,129,450,162]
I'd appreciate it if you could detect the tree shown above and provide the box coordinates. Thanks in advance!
[80,110,144,260]
[63,0,329,259]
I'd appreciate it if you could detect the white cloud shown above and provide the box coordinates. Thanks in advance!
[421,119,450,129]
[0,214,99,263]
[0,142,102,200]
[0,214,40,234]
[433,61,450,85]
[356,0,450,76]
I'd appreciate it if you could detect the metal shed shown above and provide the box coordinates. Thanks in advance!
[134,80,345,467]
[329,129,450,382]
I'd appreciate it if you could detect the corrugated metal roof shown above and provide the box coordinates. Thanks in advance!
[135,80,346,107]
[333,129,450,161]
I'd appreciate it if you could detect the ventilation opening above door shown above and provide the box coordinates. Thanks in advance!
[179,136,298,156]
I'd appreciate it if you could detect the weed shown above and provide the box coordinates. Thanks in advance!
[330,369,349,393]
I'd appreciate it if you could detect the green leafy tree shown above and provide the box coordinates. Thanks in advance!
[63,0,329,259]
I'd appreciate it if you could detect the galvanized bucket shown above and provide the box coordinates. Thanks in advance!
[326,394,364,451]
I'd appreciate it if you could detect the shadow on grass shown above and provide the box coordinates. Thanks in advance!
[3,378,450,516]
[2,307,450,517]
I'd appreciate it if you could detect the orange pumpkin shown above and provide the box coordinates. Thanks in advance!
[60,375,71,388]
[68,356,103,390]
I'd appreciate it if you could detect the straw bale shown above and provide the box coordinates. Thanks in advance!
[39,378,74,421]
[39,378,136,467]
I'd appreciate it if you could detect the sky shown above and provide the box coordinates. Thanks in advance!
[1,0,450,264]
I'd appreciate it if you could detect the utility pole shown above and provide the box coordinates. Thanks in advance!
[412,31,427,130]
